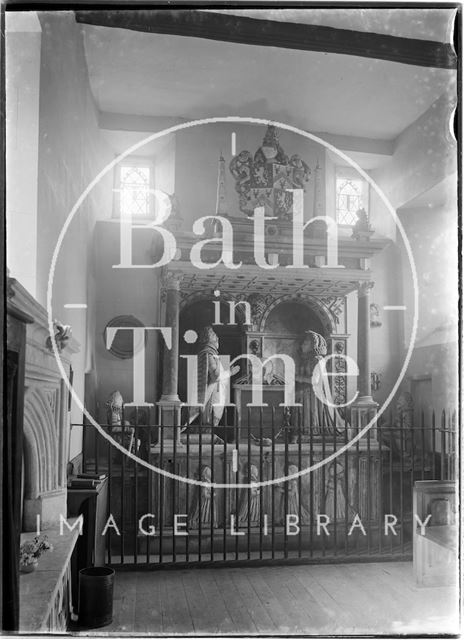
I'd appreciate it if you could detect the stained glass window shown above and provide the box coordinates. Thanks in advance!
[336,177,364,225]
[119,165,151,218]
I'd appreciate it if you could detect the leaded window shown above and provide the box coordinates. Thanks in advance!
[336,177,365,226]
[119,165,151,218]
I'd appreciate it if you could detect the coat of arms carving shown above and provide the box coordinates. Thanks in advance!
[229,125,310,219]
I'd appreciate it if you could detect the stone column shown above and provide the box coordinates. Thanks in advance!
[157,271,182,446]
[350,281,378,437]
[357,281,374,400]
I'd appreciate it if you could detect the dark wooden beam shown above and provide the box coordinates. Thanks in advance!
[74,9,457,69]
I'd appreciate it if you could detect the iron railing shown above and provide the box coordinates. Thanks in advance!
[78,407,457,568]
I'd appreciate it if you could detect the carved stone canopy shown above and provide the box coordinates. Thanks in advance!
[168,262,372,300]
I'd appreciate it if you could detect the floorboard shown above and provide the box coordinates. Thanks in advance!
[211,568,259,634]
[229,569,277,633]
[88,561,459,636]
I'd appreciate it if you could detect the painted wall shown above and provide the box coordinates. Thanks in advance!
[34,12,113,458]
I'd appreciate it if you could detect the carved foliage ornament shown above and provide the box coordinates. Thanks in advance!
[320,297,345,325]
[229,125,310,218]
[246,292,275,327]
[333,340,347,407]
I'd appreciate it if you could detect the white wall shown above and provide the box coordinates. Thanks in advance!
[6,17,41,297]
[369,91,458,416]
[398,204,458,412]
[8,12,114,460]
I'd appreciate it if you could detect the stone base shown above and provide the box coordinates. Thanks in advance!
[23,489,67,532]
[157,398,183,447]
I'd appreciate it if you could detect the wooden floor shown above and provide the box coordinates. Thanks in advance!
[95,562,458,636]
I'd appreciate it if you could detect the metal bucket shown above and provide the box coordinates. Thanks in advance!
[78,566,115,628]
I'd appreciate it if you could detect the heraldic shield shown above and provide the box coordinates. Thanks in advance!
[229,124,311,219]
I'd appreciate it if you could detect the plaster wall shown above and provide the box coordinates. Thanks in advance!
[367,94,458,417]
[398,205,458,413]
[93,221,161,421]
[371,92,457,211]
[6,26,41,298]
[34,12,113,458]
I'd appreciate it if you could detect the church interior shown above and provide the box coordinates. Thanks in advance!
[4,7,459,635]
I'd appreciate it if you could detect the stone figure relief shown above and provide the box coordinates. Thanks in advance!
[323,461,356,521]
[188,465,217,529]
[238,464,261,526]
[277,465,310,525]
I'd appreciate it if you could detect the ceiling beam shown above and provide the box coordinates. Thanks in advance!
[74,9,456,69]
